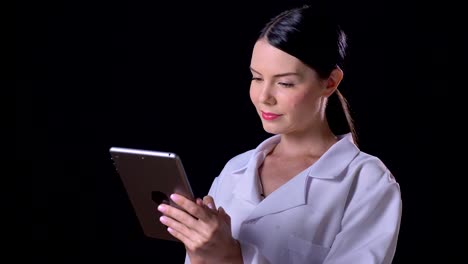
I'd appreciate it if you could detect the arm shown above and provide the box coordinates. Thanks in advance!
[182,176,271,264]
[237,242,271,264]
[184,240,270,264]
[324,170,402,264]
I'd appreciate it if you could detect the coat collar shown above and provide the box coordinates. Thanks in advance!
[232,138,278,204]
[231,133,360,220]
[306,133,360,179]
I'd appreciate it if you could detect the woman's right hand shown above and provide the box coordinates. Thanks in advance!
[157,194,242,264]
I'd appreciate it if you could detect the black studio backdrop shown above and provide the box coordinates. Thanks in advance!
[15,0,445,263]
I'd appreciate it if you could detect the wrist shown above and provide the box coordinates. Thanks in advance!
[223,239,243,264]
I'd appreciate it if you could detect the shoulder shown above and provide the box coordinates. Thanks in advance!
[348,151,400,195]
[221,149,256,173]
[208,149,255,198]
[221,135,280,170]
[352,152,392,177]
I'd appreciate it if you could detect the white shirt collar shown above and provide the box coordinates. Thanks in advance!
[230,133,359,180]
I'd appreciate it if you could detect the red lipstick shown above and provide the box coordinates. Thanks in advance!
[261,111,282,121]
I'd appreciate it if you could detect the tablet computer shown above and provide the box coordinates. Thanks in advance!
[109,147,194,242]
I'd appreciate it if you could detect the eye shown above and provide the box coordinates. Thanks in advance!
[278,82,294,88]
[251,77,263,82]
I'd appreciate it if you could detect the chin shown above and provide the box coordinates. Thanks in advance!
[262,124,283,135]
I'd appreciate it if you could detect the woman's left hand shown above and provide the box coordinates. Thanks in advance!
[157,194,242,263]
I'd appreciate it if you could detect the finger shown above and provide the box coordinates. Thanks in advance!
[218,206,231,225]
[159,215,196,242]
[170,193,209,221]
[203,195,216,210]
[197,198,213,211]
[166,226,196,250]
[157,203,198,228]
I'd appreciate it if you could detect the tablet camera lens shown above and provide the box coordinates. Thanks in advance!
[152,191,169,206]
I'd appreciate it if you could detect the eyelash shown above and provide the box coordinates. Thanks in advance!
[251,77,295,88]
[278,82,294,88]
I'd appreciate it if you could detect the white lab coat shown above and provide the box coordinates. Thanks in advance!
[185,133,402,264]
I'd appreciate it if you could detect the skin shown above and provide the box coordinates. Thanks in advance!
[250,39,344,196]
[158,38,344,263]
[158,194,241,263]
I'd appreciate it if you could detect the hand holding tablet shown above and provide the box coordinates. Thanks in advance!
[109,147,194,242]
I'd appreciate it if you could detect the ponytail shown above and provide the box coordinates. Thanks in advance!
[326,89,358,146]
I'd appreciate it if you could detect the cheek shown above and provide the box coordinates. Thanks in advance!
[249,85,257,104]
[289,93,309,110]
[288,93,321,117]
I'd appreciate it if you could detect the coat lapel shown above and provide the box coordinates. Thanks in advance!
[229,133,359,222]
[232,151,264,205]
[245,171,308,221]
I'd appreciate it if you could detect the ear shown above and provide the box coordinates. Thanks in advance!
[322,68,343,97]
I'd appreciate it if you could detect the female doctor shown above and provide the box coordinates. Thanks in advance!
[157,3,402,263]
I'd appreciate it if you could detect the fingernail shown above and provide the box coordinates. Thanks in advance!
[159,216,167,223]
[158,204,166,212]
[170,193,180,201]
[208,203,215,210]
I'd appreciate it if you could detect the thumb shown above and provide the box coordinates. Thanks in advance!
[203,195,216,210]
[218,206,231,225]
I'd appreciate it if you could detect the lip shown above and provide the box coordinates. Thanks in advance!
[261,111,282,121]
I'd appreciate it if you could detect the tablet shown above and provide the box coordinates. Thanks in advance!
[109,147,195,242]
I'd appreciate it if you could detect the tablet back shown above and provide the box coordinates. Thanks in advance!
[109,147,194,242]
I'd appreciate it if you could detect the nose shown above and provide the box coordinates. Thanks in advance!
[258,83,276,105]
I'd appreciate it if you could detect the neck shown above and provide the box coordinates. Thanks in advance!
[274,127,338,158]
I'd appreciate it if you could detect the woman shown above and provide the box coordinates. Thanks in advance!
[157,3,402,263]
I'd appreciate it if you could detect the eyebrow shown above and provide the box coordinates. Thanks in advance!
[250,67,301,78]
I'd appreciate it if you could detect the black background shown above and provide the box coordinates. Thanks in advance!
[14,0,458,263]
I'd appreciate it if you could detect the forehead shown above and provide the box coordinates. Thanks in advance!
[250,39,306,74]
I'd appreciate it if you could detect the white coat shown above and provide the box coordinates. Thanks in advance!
[185,133,402,264]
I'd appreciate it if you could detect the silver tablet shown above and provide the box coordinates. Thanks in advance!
[109,147,194,242]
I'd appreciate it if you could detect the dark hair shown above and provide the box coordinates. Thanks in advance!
[258,3,358,145]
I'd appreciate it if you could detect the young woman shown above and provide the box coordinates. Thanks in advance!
[158,3,402,263]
